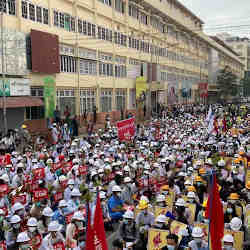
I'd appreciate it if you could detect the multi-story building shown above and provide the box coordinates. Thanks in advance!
[0,0,244,130]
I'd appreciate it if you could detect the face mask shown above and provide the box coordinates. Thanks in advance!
[203,219,209,224]
[227,208,233,214]
[224,246,233,250]
[69,185,74,190]
[197,182,202,187]
[194,238,202,244]
[13,223,20,229]
[162,191,168,195]
[167,246,175,250]
[230,200,236,204]
[158,202,165,207]
[124,219,129,225]
[75,221,84,230]
[155,223,163,228]
[20,245,31,250]
[99,174,104,178]
[116,193,121,198]
[188,199,195,203]
[28,227,36,233]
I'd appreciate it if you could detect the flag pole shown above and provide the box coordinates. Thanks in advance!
[207,170,215,250]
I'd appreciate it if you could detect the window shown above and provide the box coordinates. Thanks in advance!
[80,89,96,114]
[78,19,82,33]
[64,14,70,31]
[29,3,35,21]
[21,1,28,18]
[83,21,87,35]
[129,4,139,19]
[87,22,92,36]
[115,0,124,13]
[0,0,7,13]
[98,26,101,39]
[36,6,42,23]
[60,55,77,73]
[26,106,45,120]
[116,89,126,111]
[140,13,148,25]
[99,62,113,76]
[31,87,44,97]
[92,24,96,37]
[115,65,126,78]
[54,10,59,26]
[100,89,112,112]
[79,59,97,75]
[43,8,49,25]
[71,17,75,31]
[98,0,112,6]
[56,89,76,116]
[59,12,65,28]
[8,0,16,15]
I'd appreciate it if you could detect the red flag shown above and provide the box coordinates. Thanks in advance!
[93,193,108,250]
[85,203,94,250]
[205,175,224,250]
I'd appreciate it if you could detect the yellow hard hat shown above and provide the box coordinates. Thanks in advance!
[199,168,206,175]
[202,200,208,208]
[234,159,240,164]
[246,181,250,190]
[22,124,27,129]
[229,193,239,200]
[195,176,203,182]
[161,185,169,191]
[138,200,148,210]
[187,186,196,192]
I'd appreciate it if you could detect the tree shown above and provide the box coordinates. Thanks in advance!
[216,67,238,99]
[240,76,250,97]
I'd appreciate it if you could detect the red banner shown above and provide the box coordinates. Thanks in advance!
[52,162,62,172]
[33,188,48,201]
[63,162,73,174]
[54,192,63,203]
[117,117,135,141]
[12,194,27,205]
[78,165,87,175]
[32,168,45,181]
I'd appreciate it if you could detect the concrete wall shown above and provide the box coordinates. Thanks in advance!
[0,108,25,131]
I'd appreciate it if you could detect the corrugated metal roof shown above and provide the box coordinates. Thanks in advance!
[0,97,43,108]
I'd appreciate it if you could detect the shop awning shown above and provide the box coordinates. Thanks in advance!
[0,97,43,108]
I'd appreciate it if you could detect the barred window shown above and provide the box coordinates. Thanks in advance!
[116,89,126,111]
[29,3,35,21]
[100,89,112,112]
[54,10,59,26]
[21,1,28,18]
[99,62,113,76]
[8,0,16,15]
[80,89,96,114]
[78,19,83,33]
[79,59,97,75]
[60,55,77,73]
[36,6,42,23]
[43,8,49,25]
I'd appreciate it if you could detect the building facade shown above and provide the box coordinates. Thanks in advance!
[0,0,244,127]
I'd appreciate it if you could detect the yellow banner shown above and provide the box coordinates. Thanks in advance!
[154,206,172,218]
[147,228,169,250]
[170,220,187,242]
[186,203,196,224]
[136,76,148,101]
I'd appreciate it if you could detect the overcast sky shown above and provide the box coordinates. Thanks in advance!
[178,0,250,37]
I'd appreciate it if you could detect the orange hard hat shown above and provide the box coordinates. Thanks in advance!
[229,193,239,200]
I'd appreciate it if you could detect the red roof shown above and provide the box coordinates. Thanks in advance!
[0,97,43,108]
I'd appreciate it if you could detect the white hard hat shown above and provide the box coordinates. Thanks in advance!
[175,198,186,207]
[184,180,192,185]
[98,168,104,174]
[223,234,234,243]
[230,217,242,231]
[123,210,134,219]
[91,171,97,178]
[48,221,62,232]
[16,232,30,243]
[71,188,81,197]
[73,158,79,164]
[46,158,53,164]
[124,177,132,183]
[187,192,196,199]
[0,209,4,215]
[17,156,23,161]
[59,175,67,182]
[27,217,38,227]
[144,165,150,170]
[12,202,24,213]
[156,214,167,223]
[218,159,226,167]
[10,215,21,224]
[124,166,130,172]
[32,158,38,163]
[58,200,68,208]
[42,207,53,217]
[68,179,75,185]
[156,194,165,203]
[72,211,85,221]
[192,226,204,237]
[112,185,122,192]
[17,163,24,168]
[0,174,9,183]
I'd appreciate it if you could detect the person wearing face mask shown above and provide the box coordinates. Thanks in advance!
[52,200,69,234]
[12,202,27,231]
[37,206,53,236]
[173,199,189,225]
[67,188,82,213]
[153,215,169,230]
[11,168,24,189]
[108,185,125,221]
[113,210,139,250]
[6,215,22,249]
[156,195,167,208]
[135,200,154,231]
[194,176,206,204]
[66,211,85,249]
[27,217,42,250]
[121,177,135,205]
[188,227,208,250]
[40,221,65,250]
[100,192,112,231]
[222,234,235,250]
[161,233,179,250]
[64,179,75,202]
[16,231,32,250]
[224,203,237,224]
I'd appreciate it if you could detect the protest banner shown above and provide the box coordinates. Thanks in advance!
[147,228,169,250]
[170,220,187,242]
[117,117,135,141]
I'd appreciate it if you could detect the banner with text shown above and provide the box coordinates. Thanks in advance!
[117,117,135,141]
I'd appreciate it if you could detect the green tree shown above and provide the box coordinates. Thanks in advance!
[240,76,250,97]
[216,67,238,99]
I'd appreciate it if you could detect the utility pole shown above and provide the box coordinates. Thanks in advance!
[1,3,7,134]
